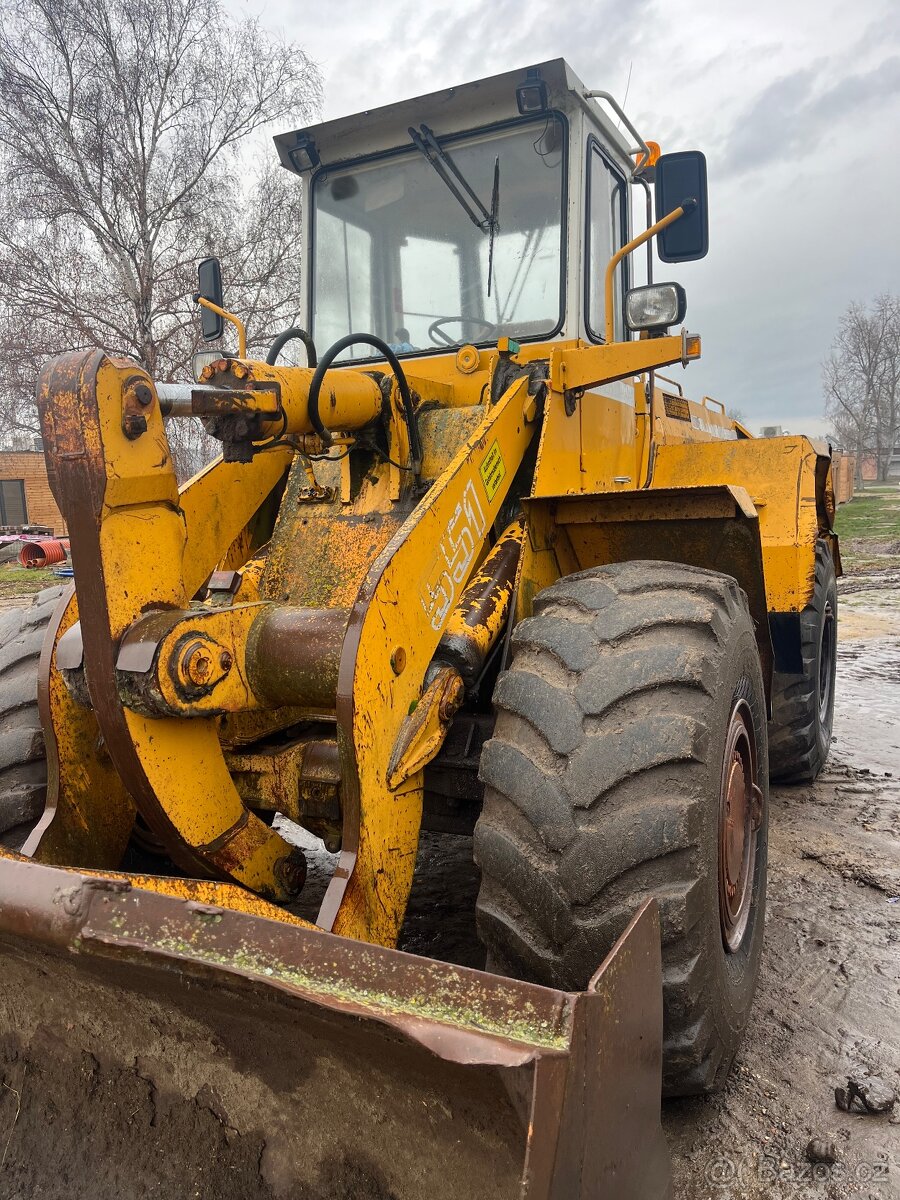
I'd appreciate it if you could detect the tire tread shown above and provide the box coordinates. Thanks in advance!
[0,588,61,848]
[475,560,767,1096]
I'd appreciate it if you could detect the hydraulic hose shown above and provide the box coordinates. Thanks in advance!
[266,326,318,367]
[307,334,422,469]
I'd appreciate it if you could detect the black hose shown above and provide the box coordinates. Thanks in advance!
[266,326,318,367]
[307,334,422,469]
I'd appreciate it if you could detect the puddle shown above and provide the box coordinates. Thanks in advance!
[839,585,900,640]
[840,576,900,643]
[833,635,900,775]
[830,573,900,773]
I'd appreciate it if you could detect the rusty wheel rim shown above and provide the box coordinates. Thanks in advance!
[718,699,762,953]
[818,600,835,723]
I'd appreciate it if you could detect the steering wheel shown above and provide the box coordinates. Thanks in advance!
[427,316,499,347]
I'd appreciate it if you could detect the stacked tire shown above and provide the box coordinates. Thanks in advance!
[0,587,64,850]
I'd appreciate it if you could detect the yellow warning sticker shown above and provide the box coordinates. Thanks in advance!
[479,440,505,501]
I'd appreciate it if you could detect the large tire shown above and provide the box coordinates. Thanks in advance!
[0,587,65,850]
[768,540,837,783]
[474,560,769,1096]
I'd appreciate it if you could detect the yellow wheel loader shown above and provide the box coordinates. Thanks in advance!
[0,60,839,1198]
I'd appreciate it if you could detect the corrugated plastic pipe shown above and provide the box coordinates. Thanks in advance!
[19,539,68,568]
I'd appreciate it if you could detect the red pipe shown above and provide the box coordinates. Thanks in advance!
[19,539,68,568]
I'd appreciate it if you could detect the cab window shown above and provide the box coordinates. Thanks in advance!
[585,141,627,341]
[312,116,566,358]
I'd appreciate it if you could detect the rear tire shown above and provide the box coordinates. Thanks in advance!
[768,540,837,783]
[0,587,65,850]
[474,560,769,1096]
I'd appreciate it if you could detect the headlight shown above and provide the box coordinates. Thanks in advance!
[192,350,225,382]
[625,283,687,333]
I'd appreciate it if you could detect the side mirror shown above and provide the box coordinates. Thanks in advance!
[655,151,709,263]
[197,257,225,341]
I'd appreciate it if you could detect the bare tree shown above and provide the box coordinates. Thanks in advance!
[823,295,900,483]
[824,350,868,480]
[0,0,321,474]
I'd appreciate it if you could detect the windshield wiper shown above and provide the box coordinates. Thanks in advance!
[408,124,495,232]
[486,155,500,299]
[407,124,501,297]
[408,124,494,229]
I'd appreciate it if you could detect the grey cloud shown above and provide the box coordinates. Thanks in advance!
[315,0,659,121]
[808,54,900,124]
[720,54,900,175]
[853,6,900,56]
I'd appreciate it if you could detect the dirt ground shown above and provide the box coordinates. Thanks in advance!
[1,506,898,1198]
[662,560,900,1199]
[0,565,59,606]
[290,529,900,1199]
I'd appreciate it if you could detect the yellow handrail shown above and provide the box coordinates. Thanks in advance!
[702,395,726,414]
[196,296,247,359]
[604,205,687,344]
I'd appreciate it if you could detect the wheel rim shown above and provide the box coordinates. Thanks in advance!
[818,600,836,723]
[718,699,762,952]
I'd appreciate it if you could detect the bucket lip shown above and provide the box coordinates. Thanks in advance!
[0,851,580,1066]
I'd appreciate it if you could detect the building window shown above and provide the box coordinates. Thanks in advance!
[0,479,27,526]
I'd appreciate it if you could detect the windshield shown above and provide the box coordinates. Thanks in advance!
[312,116,565,358]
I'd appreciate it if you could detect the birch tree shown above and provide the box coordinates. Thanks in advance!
[824,295,900,482]
[0,0,321,473]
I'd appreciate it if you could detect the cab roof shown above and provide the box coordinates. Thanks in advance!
[274,59,637,176]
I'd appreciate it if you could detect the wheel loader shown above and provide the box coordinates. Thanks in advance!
[0,59,839,1199]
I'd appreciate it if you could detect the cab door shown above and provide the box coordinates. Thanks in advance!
[579,139,638,491]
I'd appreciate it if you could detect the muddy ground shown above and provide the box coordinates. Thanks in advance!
[295,533,900,1199]
[1,516,898,1197]
[278,551,900,1198]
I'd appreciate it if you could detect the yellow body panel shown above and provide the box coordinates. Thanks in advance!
[533,335,701,498]
[650,436,827,612]
[579,388,640,490]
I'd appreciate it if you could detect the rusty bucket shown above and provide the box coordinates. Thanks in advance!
[0,853,670,1199]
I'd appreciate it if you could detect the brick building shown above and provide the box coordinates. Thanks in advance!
[0,449,67,535]
[860,450,900,483]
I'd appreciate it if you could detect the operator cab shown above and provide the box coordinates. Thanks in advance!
[274,60,676,362]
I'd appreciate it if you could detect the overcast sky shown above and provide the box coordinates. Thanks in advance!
[232,0,900,436]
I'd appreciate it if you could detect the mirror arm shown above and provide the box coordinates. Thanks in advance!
[196,296,247,358]
[603,204,687,344]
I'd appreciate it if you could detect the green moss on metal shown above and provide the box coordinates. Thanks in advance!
[107,914,567,1050]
